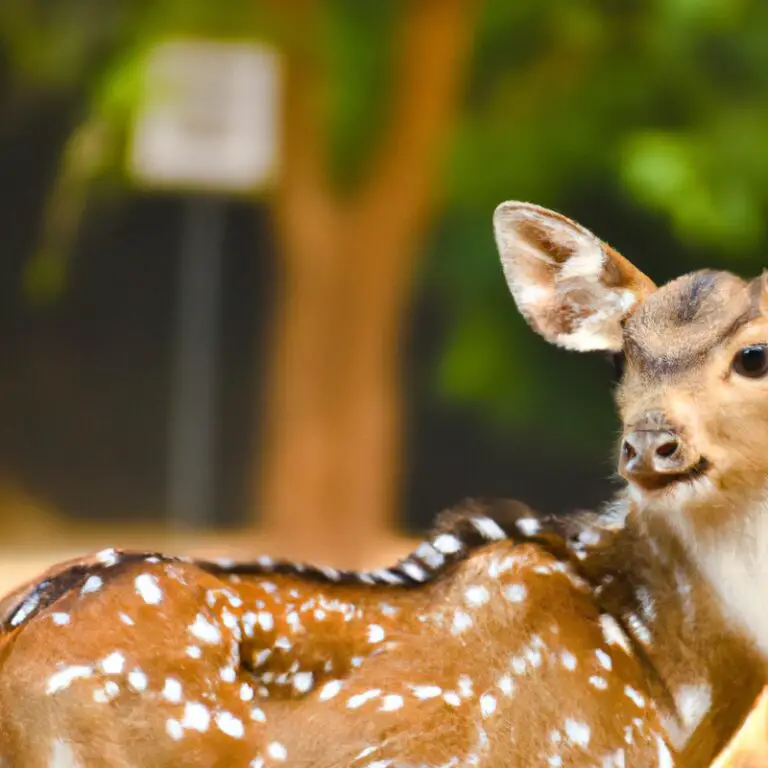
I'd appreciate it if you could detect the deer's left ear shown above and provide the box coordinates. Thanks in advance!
[493,202,657,353]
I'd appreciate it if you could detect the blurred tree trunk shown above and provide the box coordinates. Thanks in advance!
[257,0,475,563]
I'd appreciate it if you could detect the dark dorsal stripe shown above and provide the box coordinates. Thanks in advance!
[1,550,169,632]
[200,499,576,588]
[1,500,600,632]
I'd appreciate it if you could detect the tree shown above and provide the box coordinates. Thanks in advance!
[260,0,475,561]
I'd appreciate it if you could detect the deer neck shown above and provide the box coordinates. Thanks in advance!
[589,493,767,764]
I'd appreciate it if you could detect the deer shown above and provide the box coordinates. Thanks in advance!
[0,201,767,766]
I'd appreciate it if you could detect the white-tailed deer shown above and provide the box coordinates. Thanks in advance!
[1,202,767,766]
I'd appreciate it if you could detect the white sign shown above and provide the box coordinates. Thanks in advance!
[129,39,280,193]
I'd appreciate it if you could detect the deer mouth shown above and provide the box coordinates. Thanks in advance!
[629,457,711,493]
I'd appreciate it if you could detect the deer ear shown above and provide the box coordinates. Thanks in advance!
[493,202,657,353]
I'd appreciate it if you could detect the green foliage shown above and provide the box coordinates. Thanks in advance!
[425,0,768,450]
[6,0,768,450]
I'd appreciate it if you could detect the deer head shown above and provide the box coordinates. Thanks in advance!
[494,202,768,524]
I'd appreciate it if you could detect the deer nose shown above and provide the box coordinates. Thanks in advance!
[620,429,687,481]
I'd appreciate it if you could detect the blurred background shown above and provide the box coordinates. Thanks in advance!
[3,0,768,559]
[2,1,768,762]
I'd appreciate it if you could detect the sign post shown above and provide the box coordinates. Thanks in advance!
[128,39,279,529]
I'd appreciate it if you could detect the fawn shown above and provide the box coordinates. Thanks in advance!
[0,201,766,766]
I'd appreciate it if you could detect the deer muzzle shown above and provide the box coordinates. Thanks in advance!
[619,427,705,491]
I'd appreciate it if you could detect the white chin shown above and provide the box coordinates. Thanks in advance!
[627,475,715,508]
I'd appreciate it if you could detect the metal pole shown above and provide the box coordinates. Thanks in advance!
[167,196,226,529]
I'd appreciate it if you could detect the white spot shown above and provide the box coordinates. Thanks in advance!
[415,542,445,569]
[221,608,239,631]
[471,516,506,540]
[251,706,267,722]
[81,575,103,595]
[578,528,601,546]
[104,681,120,698]
[444,691,462,706]
[285,611,301,631]
[565,718,591,748]
[119,612,135,626]
[257,611,274,632]
[480,693,497,717]
[465,585,490,606]
[451,609,473,634]
[589,675,608,690]
[319,680,343,701]
[676,682,712,730]
[498,675,515,696]
[380,694,404,711]
[433,533,462,554]
[215,711,244,738]
[46,665,93,695]
[599,614,632,653]
[128,669,148,692]
[367,624,386,644]
[411,685,442,699]
[267,742,288,761]
[503,584,527,603]
[596,649,612,670]
[51,612,70,626]
[516,517,541,536]
[627,612,653,645]
[220,666,236,683]
[657,735,674,768]
[347,689,381,709]
[190,614,222,644]
[100,652,125,675]
[186,645,202,659]
[624,685,646,708]
[293,671,313,694]
[240,683,255,702]
[135,573,163,605]
[401,561,428,581]
[162,678,183,703]
[488,555,521,578]
[318,566,340,580]
[181,702,210,732]
[166,719,183,741]
[560,651,577,670]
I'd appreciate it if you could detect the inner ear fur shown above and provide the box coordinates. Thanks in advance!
[493,202,656,353]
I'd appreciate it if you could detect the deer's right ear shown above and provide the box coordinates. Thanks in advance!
[493,202,656,353]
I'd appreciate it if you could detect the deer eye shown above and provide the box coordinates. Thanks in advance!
[732,344,768,378]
